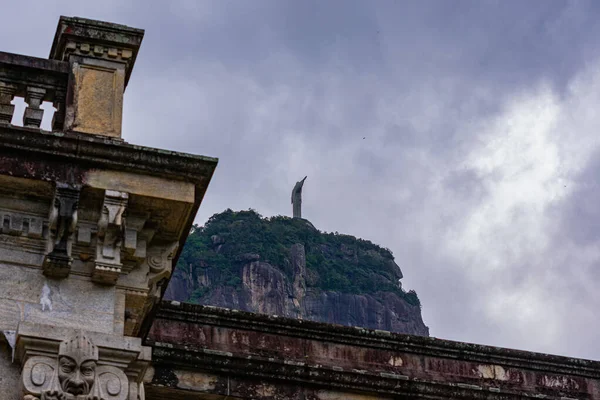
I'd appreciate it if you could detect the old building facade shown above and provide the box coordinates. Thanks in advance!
[0,16,217,399]
[1,15,599,400]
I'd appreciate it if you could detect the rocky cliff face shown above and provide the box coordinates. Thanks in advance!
[165,232,429,336]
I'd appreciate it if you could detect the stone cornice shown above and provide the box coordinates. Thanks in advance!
[0,51,69,75]
[152,301,600,380]
[50,16,144,87]
[0,126,217,332]
[149,342,570,400]
[0,125,218,185]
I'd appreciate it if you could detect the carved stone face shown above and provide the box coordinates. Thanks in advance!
[57,355,96,395]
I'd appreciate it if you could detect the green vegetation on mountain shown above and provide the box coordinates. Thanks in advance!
[176,209,421,307]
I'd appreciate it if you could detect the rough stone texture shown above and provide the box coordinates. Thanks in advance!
[0,263,116,334]
[146,302,600,400]
[165,244,428,336]
[291,243,306,309]
[49,15,145,138]
[71,61,125,137]
[0,340,20,400]
[303,290,427,335]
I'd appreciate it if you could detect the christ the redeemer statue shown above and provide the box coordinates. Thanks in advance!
[291,176,307,219]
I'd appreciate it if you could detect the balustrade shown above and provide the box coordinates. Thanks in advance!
[0,51,68,131]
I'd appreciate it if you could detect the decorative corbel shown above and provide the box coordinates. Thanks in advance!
[93,190,128,285]
[146,241,179,299]
[123,241,178,337]
[43,184,81,278]
[123,214,152,268]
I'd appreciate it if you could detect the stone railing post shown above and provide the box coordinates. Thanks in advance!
[52,91,66,130]
[24,86,46,128]
[0,81,16,124]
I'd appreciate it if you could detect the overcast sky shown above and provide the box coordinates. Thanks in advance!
[4,0,600,360]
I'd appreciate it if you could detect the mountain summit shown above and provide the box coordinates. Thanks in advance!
[165,209,429,336]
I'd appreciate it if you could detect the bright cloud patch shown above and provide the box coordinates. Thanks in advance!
[437,64,600,355]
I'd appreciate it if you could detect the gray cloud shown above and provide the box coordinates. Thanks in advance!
[4,0,600,360]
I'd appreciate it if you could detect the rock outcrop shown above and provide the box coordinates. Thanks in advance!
[165,229,429,336]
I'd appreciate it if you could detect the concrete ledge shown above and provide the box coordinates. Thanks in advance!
[0,51,69,74]
[152,302,600,378]
[147,343,572,400]
[0,125,218,184]
[145,302,600,399]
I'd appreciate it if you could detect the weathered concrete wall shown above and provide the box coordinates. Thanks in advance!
[0,263,117,334]
[146,302,600,399]
[0,124,216,336]
[0,122,215,398]
[0,341,20,400]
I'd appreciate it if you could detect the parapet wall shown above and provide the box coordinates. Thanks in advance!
[146,301,600,399]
